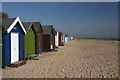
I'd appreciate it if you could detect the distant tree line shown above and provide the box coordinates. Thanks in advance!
[0,12,9,19]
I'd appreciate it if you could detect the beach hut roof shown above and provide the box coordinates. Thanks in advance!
[2,18,16,31]
[22,22,37,33]
[1,17,27,34]
[54,30,57,34]
[33,22,40,30]
[33,22,43,32]
[42,25,53,34]
[59,32,63,35]
[65,34,68,37]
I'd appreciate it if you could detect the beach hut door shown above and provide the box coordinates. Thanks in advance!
[11,33,19,63]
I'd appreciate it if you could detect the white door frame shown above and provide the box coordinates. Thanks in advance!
[11,32,19,63]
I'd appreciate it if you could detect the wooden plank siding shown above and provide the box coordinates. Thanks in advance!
[22,23,36,59]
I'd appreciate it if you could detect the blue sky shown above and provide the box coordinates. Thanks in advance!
[2,2,118,39]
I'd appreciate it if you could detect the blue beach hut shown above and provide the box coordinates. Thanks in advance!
[2,17,27,68]
[64,35,65,43]
[69,36,71,40]
[0,24,2,68]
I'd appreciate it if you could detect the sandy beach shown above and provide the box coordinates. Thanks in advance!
[2,39,118,78]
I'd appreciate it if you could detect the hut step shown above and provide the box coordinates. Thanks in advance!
[59,44,64,46]
[32,56,42,60]
[8,61,26,68]
[27,54,39,60]
[52,49,58,52]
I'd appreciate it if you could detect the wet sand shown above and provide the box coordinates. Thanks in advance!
[2,39,118,78]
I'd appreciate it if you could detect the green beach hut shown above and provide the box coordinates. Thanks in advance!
[22,22,37,59]
[0,24,2,68]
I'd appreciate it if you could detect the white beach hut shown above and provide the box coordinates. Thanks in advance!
[65,35,68,43]
[71,36,74,40]
[55,30,59,47]
[62,35,65,43]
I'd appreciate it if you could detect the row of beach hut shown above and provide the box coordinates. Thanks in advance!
[0,17,74,68]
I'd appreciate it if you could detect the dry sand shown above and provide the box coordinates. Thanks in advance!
[0,69,2,79]
[2,39,119,78]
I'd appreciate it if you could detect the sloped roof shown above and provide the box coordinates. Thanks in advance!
[1,18,16,31]
[0,17,27,34]
[33,22,43,33]
[59,32,63,35]
[33,22,40,30]
[22,22,32,31]
[65,34,69,37]
[22,22,37,33]
[42,25,53,34]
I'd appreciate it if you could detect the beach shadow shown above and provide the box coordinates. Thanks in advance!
[51,50,58,52]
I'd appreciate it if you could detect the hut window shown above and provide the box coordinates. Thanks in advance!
[13,27,16,29]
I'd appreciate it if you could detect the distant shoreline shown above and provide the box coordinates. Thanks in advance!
[74,38,119,41]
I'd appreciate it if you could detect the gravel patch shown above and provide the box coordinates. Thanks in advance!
[2,39,118,78]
